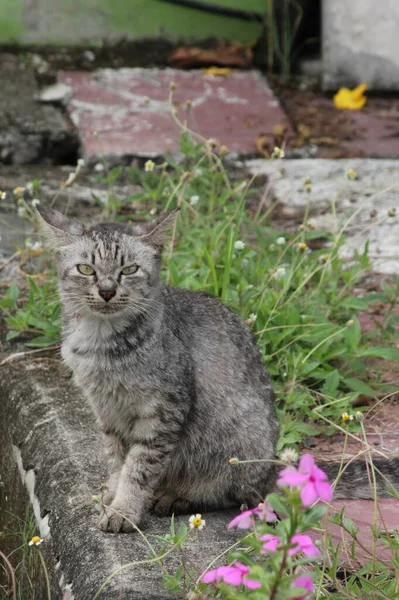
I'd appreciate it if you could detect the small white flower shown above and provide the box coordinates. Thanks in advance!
[83,50,96,62]
[149,208,157,215]
[273,266,286,279]
[189,514,206,530]
[94,163,105,172]
[17,206,26,218]
[280,448,299,464]
[271,146,285,159]
[194,168,203,177]
[77,158,85,167]
[247,313,257,324]
[234,240,245,250]
[0,191,6,200]
[28,536,43,546]
[144,160,155,172]
[26,182,34,196]
[26,241,42,251]
[31,198,40,207]
[276,237,286,245]
[190,195,199,206]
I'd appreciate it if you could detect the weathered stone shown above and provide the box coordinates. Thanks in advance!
[245,158,399,274]
[0,363,238,599]
[0,54,79,165]
[322,1,399,90]
[58,68,292,163]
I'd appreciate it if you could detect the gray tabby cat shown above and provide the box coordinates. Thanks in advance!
[38,207,399,533]
[37,206,279,533]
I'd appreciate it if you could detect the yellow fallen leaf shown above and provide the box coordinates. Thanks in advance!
[202,67,231,77]
[333,83,367,110]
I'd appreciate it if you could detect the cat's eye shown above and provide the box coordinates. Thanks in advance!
[121,265,139,276]
[77,264,95,276]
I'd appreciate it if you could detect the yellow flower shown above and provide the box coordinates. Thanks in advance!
[298,242,308,252]
[144,160,155,172]
[341,412,353,422]
[0,190,6,200]
[346,169,357,180]
[302,176,312,192]
[202,67,231,77]
[189,514,206,530]
[29,536,43,546]
[13,186,25,196]
[219,144,228,156]
[333,83,367,110]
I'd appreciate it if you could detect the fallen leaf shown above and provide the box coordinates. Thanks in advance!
[255,134,271,158]
[202,67,231,77]
[333,83,367,110]
[168,41,253,69]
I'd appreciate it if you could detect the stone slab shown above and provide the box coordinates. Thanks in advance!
[245,158,399,274]
[0,54,79,165]
[322,0,399,91]
[58,68,292,163]
[0,362,239,599]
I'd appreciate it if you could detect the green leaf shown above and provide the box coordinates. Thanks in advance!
[321,369,341,397]
[344,377,376,398]
[344,316,361,352]
[340,297,371,310]
[25,335,57,348]
[266,493,289,516]
[360,347,399,362]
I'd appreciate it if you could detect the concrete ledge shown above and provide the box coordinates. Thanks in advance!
[0,361,237,599]
[245,158,399,274]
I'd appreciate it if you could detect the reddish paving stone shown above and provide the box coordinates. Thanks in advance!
[58,68,292,162]
[308,402,399,567]
[311,499,399,569]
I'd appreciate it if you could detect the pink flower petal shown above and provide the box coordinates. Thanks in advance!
[202,568,219,584]
[277,466,308,487]
[260,533,281,553]
[315,480,333,503]
[300,482,319,507]
[299,453,315,474]
[223,568,243,586]
[291,575,314,600]
[312,464,329,482]
[290,534,320,557]
[228,509,255,529]
[243,578,261,589]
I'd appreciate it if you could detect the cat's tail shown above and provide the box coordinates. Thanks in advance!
[321,457,399,499]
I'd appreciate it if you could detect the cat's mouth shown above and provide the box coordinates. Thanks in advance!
[88,303,124,315]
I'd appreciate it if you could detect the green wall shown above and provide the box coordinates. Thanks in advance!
[0,0,267,45]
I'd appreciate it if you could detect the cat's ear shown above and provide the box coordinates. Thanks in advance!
[36,206,86,249]
[138,208,180,251]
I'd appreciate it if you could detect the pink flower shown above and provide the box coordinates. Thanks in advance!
[202,561,260,589]
[228,502,277,529]
[260,533,281,553]
[288,534,320,557]
[291,575,313,600]
[277,453,333,507]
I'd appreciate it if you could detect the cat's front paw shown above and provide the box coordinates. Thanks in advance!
[98,504,141,533]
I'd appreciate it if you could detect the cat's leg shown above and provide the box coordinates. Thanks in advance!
[100,429,126,506]
[99,430,181,533]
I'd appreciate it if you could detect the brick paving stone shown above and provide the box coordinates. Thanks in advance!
[58,68,292,163]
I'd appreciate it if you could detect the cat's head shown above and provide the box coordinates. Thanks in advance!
[37,206,178,318]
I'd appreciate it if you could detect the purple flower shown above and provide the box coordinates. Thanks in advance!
[260,533,282,553]
[277,453,333,507]
[289,534,320,557]
[291,575,314,600]
[228,502,277,529]
[202,561,260,589]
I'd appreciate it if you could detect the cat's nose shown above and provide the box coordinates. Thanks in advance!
[98,288,116,302]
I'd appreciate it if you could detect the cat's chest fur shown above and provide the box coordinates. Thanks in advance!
[62,313,162,439]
